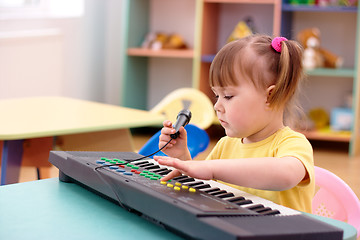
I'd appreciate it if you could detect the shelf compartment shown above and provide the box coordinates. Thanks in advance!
[306,68,355,78]
[127,48,194,58]
[282,4,358,12]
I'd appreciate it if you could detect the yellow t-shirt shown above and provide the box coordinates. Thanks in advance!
[205,127,314,213]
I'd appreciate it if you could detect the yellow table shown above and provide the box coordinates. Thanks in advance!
[0,97,164,185]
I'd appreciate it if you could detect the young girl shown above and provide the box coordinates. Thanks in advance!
[154,34,314,213]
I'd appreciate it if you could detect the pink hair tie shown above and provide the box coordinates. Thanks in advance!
[271,37,288,53]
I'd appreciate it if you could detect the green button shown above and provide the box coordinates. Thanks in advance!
[126,163,133,167]
[131,166,139,169]
[105,159,111,162]
[110,161,117,164]
[101,157,108,161]
[143,170,149,173]
[140,173,147,176]
[150,177,158,180]
[118,160,126,164]
[147,172,154,175]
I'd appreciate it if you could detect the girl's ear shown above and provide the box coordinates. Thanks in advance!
[266,85,276,105]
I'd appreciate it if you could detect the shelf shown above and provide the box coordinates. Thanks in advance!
[127,48,194,59]
[299,128,351,142]
[306,68,355,78]
[201,54,216,63]
[205,0,280,3]
[282,4,357,12]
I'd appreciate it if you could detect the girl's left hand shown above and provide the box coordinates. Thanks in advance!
[154,156,214,181]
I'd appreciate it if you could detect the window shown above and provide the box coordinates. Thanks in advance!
[0,0,84,19]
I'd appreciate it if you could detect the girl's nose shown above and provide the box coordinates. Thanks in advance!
[214,100,222,113]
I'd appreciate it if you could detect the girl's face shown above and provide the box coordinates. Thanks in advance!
[212,79,279,143]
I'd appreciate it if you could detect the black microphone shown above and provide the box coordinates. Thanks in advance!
[170,109,192,139]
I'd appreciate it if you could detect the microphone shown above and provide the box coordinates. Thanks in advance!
[170,109,192,139]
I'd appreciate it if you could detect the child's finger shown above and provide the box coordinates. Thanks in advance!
[160,169,181,181]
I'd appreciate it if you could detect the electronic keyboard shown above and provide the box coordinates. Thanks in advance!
[49,151,343,240]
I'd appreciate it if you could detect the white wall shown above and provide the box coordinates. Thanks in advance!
[0,0,124,105]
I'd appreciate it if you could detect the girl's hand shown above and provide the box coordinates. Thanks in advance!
[158,120,191,160]
[154,156,214,181]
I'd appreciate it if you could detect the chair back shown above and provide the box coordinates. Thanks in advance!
[138,124,210,159]
[150,88,215,129]
[313,166,360,237]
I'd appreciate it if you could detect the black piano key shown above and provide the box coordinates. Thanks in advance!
[144,165,160,170]
[227,196,245,202]
[133,161,149,166]
[152,168,169,173]
[255,207,272,213]
[216,192,235,198]
[185,181,204,187]
[209,190,227,196]
[246,204,264,210]
[203,188,220,193]
[260,209,281,215]
[156,169,172,175]
[173,175,188,181]
[194,184,211,189]
[234,199,253,205]
[178,177,195,183]
[138,163,154,167]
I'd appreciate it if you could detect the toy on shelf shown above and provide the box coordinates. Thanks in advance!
[330,92,354,131]
[289,0,357,6]
[141,32,188,50]
[227,17,255,43]
[290,0,315,4]
[308,108,330,130]
[296,28,343,70]
[318,0,358,6]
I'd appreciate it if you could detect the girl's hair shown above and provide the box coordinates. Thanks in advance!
[209,34,305,126]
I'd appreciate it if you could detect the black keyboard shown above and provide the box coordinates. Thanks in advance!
[49,151,343,240]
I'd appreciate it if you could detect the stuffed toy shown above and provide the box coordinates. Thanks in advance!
[227,19,253,43]
[296,28,343,70]
[141,32,187,50]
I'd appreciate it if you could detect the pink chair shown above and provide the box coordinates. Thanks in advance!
[313,166,360,237]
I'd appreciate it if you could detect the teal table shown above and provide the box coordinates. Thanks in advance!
[0,178,182,240]
[0,178,357,240]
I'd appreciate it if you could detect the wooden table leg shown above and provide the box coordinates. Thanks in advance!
[0,140,24,185]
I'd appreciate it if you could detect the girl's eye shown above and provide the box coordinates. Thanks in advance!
[224,96,233,100]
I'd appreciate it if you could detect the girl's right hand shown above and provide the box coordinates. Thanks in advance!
[158,120,191,160]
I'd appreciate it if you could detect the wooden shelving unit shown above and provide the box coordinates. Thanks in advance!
[121,0,360,155]
[281,1,359,155]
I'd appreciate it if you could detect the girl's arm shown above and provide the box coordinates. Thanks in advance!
[154,156,306,191]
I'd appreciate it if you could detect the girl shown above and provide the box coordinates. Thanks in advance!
[154,34,314,213]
